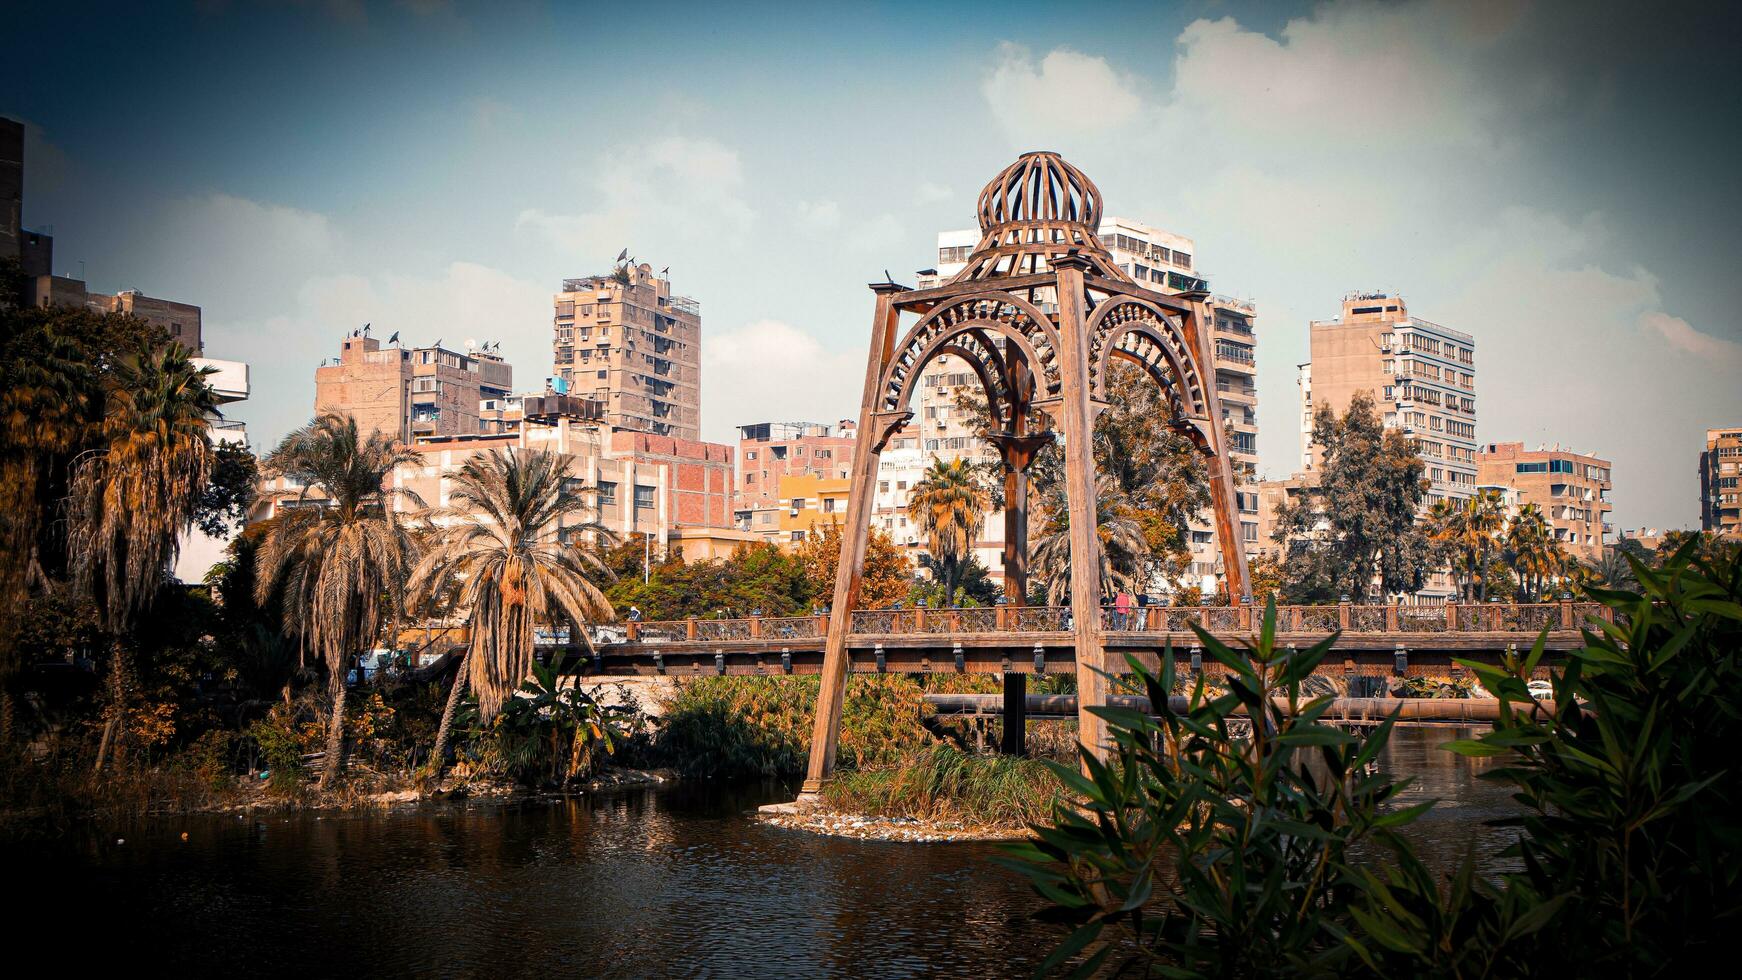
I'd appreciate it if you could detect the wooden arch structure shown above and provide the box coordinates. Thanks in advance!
[798,151,1251,797]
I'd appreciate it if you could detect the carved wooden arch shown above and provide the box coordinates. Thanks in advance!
[1085,298,1209,423]
[877,292,1064,420]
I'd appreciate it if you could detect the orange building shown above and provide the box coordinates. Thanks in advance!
[1475,442,1613,562]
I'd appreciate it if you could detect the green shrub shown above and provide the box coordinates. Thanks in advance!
[823,743,1059,826]
[247,710,308,797]
[1353,536,1742,975]
[1007,601,1422,976]
[653,674,937,779]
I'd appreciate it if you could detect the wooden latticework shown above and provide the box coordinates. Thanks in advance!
[798,150,1253,798]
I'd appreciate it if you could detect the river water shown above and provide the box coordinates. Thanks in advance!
[13,727,1516,977]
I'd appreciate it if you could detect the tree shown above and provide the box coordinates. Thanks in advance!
[1024,361,1211,592]
[1032,475,1149,606]
[68,345,217,771]
[604,537,812,620]
[907,457,990,600]
[0,304,167,722]
[193,440,259,538]
[409,449,616,776]
[958,360,1211,597]
[1505,503,1568,601]
[253,414,422,788]
[792,520,913,610]
[1277,391,1430,602]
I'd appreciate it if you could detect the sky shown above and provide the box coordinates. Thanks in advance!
[5,0,1740,532]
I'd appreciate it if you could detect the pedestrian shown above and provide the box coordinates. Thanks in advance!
[1115,590,1133,631]
[627,605,643,623]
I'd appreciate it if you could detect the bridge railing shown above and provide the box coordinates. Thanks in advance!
[611,602,1611,644]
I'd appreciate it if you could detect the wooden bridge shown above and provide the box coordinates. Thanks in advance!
[574,601,1605,680]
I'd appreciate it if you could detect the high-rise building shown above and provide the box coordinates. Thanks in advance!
[315,335,512,442]
[1475,442,1613,563]
[1300,293,1476,601]
[1302,293,1477,506]
[1700,426,1742,538]
[913,217,1259,594]
[736,421,857,510]
[552,261,701,441]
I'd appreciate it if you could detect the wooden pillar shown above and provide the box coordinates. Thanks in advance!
[800,283,906,799]
[990,354,1048,757]
[1181,299,1252,604]
[1052,254,1111,765]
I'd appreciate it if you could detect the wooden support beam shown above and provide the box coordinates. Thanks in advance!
[800,283,905,800]
[1052,253,1111,764]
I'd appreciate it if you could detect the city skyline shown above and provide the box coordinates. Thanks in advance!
[5,0,1740,531]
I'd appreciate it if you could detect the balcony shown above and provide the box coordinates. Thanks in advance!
[193,357,249,403]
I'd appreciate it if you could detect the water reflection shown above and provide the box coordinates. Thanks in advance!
[12,728,1517,976]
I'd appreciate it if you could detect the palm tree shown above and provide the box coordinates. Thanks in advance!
[69,346,217,772]
[254,414,422,789]
[1423,499,1471,600]
[1505,504,1563,601]
[1031,476,1148,607]
[407,449,616,776]
[1466,489,1507,602]
[906,457,990,602]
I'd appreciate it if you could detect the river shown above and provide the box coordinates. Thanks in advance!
[11,727,1516,977]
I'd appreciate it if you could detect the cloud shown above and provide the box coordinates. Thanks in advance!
[981,44,1144,144]
[795,199,841,234]
[701,320,861,440]
[516,136,755,261]
[1641,312,1742,366]
[142,192,548,449]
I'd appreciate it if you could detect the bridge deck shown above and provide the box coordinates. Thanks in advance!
[566,602,1605,679]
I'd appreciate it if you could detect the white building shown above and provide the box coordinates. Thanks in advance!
[174,356,250,583]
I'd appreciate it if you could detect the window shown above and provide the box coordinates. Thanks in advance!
[746,451,757,461]
[597,481,618,504]
[1242,523,1258,543]
[790,498,807,512]
[791,530,806,542]
[823,497,837,513]
[879,481,889,492]
[634,485,656,510]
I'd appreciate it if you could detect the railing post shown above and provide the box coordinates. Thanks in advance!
[914,603,927,632]
[1291,606,1303,632]
[817,611,829,637]
[1199,606,1212,631]
[1446,603,1459,631]
[1147,606,1161,631]
[749,612,761,639]
[1240,599,1253,631]
[1386,602,1399,632]
[1559,594,1574,630]
[686,618,697,641]
[626,621,640,642]
[949,609,961,633]
[1338,596,1351,630]
[996,603,1008,630]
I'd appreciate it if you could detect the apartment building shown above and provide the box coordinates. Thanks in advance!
[917,216,1259,594]
[28,274,203,351]
[256,413,734,550]
[552,261,701,441]
[1475,442,1613,562]
[1701,426,1742,538]
[737,420,856,510]
[1299,293,1476,601]
[314,335,512,443]
[740,473,853,546]
[1302,294,1478,506]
